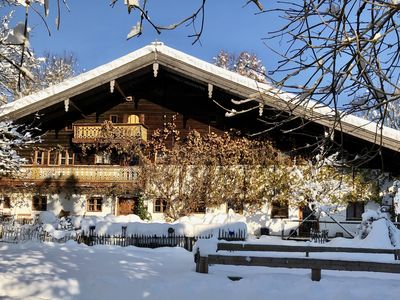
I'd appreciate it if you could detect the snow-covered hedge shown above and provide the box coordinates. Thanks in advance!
[79,212,247,238]
[36,211,247,239]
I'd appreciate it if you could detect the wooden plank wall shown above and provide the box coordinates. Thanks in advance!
[18,97,224,163]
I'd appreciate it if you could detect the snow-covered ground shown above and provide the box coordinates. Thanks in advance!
[1,209,399,299]
[0,240,399,300]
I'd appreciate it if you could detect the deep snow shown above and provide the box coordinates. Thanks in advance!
[0,240,399,300]
[1,209,400,299]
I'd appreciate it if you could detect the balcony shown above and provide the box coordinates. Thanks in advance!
[72,122,147,143]
[17,165,139,183]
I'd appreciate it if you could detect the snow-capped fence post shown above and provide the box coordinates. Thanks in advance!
[121,226,127,247]
[194,249,209,273]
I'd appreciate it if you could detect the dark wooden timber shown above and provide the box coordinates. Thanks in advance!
[216,243,399,260]
[195,242,400,281]
[197,254,400,281]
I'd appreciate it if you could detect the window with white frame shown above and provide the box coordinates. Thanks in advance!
[60,150,74,165]
[33,150,46,165]
[154,198,168,213]
[94,153,111,165]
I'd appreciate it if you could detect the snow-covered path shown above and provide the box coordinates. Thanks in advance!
[0,241,399,300]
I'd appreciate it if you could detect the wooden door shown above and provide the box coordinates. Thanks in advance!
[117,197,137,215]
[298,205,317,237]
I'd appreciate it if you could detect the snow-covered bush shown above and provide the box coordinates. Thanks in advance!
[38,211,57,225]
[0,120,39,176]
[358,207,400,247]
[58,216,74,231]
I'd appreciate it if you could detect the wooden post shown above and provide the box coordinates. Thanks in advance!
[195,248,200,272]
[311,268,321,281]
[198,256,209,274]
[122,226,127,247]
[394,249,400,260]
[195,249,209,274]
[89,226,96,246]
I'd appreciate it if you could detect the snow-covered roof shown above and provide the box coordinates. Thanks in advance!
[0,42,399,152]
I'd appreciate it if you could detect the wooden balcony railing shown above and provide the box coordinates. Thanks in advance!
[18,165,139,183]
[72,123,147,143]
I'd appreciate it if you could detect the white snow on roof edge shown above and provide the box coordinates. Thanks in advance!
[0,44,156,118]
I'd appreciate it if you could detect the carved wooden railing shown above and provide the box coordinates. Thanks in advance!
[19,165,139,183]
[72,123,147,143]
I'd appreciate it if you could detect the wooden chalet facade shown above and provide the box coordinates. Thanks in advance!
[0,42,399,235]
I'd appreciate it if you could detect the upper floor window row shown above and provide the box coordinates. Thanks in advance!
[33,150,74,166]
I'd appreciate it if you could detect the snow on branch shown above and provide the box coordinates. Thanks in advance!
[0,118,40,176]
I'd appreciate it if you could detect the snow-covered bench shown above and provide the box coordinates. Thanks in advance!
[195,242,400,281]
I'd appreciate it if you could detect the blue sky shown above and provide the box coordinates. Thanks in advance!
[11,0,278,72]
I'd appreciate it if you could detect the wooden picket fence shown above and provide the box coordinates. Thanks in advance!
[79,233,196,250]
[0,224,75,244]
[79,227,247,251]
[0,225,41,243]
[0,223,246,251]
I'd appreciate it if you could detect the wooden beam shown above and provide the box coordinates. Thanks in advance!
[115,81,126,99]
[216,243,397,258]
[69,100,87,118]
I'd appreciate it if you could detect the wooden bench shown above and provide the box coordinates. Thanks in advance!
[195,242,400,281]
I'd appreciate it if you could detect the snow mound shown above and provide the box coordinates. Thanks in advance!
[79,212,247,238]
[39,211,57,225]
[361,218,393,248]
[327,208,399,249]
[193,237,219,256]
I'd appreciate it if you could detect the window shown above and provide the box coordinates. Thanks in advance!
[271,201,289,218]
[48,151,59,165]
[154,198,168,213]
[95,153,111,164]
[227,200,244,214]
[110,115,119,123]
[65,123,73,131]
[60,151,74,165]
[32,196,47,211]
[34,151,46,165]
[194,199,206,213]
[127,114,139,124]
[3,196,11,209]
[87,197,102,212]
[346,202,364,220]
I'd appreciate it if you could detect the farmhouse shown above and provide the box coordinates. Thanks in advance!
[0,42,399,236]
